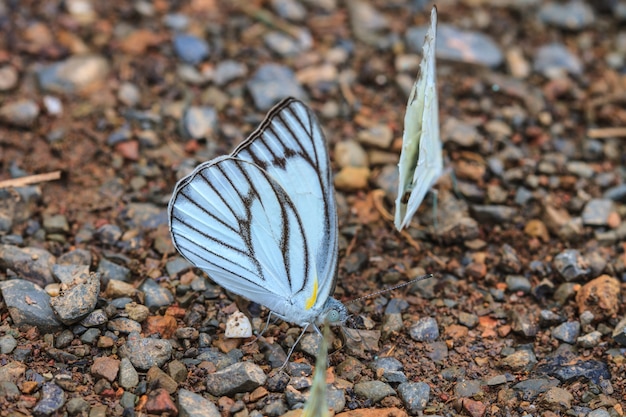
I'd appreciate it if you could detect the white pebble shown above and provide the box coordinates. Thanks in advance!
[225,311,252,338]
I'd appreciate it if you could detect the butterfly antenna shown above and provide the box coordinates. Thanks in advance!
[347,273,434,305]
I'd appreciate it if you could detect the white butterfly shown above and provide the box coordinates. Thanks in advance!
[168,98,347,334]
[395,7,443,231]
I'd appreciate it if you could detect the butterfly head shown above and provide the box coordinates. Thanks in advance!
[317,297,348,326]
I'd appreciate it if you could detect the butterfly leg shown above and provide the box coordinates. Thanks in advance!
[279,323,312,371]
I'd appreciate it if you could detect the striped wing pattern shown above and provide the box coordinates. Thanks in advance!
[169,98,338,323]
[395,7,443,231]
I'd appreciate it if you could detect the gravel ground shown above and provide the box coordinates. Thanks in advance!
[1,1,626,416]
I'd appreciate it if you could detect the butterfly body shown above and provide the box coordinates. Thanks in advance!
[169,98,346,329]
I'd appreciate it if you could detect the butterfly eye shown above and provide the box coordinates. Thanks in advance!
[326,309,340,323]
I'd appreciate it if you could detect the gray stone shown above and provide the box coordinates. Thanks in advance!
[0,245,55,287]
[353,380,396,403]
[582,199,614,227]
[118,332,172,371]
[32,383,65,415]
[119,358,140,389]
[140,278,175,309]
[409,317,439,342]
[0,279,63,332]
[552,321,580,344]
[205,362,267,396]
[178,389,220,417]
[0,335,17,354]
[398,382,430,414]
[247,64,306,111]
[173,34,210,65]
[0,99,40,128]
[50,272,100,325]
[36,55,110,94]
[553,250,590,281]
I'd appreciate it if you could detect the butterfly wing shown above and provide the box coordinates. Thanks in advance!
[232,98,338,312]
[169,98,338,323]
[395,7,443,231]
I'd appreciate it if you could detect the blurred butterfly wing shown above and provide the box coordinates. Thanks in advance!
[169,157,313,316]
[395,7,443,231]
[233,98,338,310]
[302,323,332,417]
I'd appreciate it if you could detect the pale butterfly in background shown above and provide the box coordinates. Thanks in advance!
[302,320,332,417]
[168,98,348,356]
[395,7,443,231]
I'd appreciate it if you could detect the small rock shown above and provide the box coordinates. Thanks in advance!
[50,271,100,325]
[506,275,531,294]
[534,43,583,78]
[501,349,537,371]
[0,65,18,91]
[119,358,140,389]
[575,275,620,320]
[147,365,178,394]
[334,166,370,191]
[0,244,56,287]
[108,317,142,334]
[140,278,175,309]
[0,279,63,332]
[182,106,217,139]
[409,317,439,342]
[178,388,221,417]
[335,140,369,169]
[455,379,483,398]
[247,64,306,111]
[540,387,573,412]
[553,249,590,281]
[32,383,65,416]
[0,335,17,354]
[398,382,430,414]
[145,388,178,415]
[582,199,615,227]
[539,1,594,30]
[0,99,40,128]
[173,34,210,64]
[118,332,172,371]
[91,357,120,382]
[612,316,626,346]
[357,124,393,149]
[225,311,252,338]
[37,55,110,94]
[552,321,580,344]
[205,362,267,396]
[577,331,602,348]
[354,380,396,403]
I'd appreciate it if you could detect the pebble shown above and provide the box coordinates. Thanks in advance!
[91,356,120,382]
[147,365,178,394]
[140,278,175,309]
[577,331,602,348]
[205,362,267,396]
[178,388,221,417]
[225,311,253,338]
[271,0,306,21]
[32,383,66,415]
[0,65,18,91]
[534,43,583,78]
[80,309,108,327]
[119,358,140,389]
[458,312,479,329]
[50,271,100,324]
[213,60,247,86]
[0,99,40,128]
[108,317,142,334]
[442,118,480,147]
[334,166,370,191]
[145,388,178,415]
[603,184,626,202]
[539,1,594,30]
[66,397,90,415]
[540,387,573,411]
[406,24,503,67]
[0,279,63,332]
[119,332,172,371]
[537,346,610,384]
[173,34,210,64]
[357,124,393,149]
[505,275,531,294]
[611,316,626,346]
[370,357,406,383]
[0,335,17,354]
[552,321,581,344]
[575,275,620,320]
[37,54,110,94]
[0,244,55,287]
[264,31,302,57]
[581,199,614,227]
[118,82,141,106]
[182,106,218,139]
[105,279,138,298]
[409,317,439,342]
[335,140,369,168]
[500,349,537,371]
[52,264,89,284]
[247,64,306,111]
[336,356,367,382]
[80,328,100,344]
[455,379,483,398]
[354,380,396,403]
[553,249,590,281]
[470,205,517,224]
[398,382,430,414]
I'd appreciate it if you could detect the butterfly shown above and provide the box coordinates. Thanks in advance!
[168,98,348,337]
[395,7,443,231]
